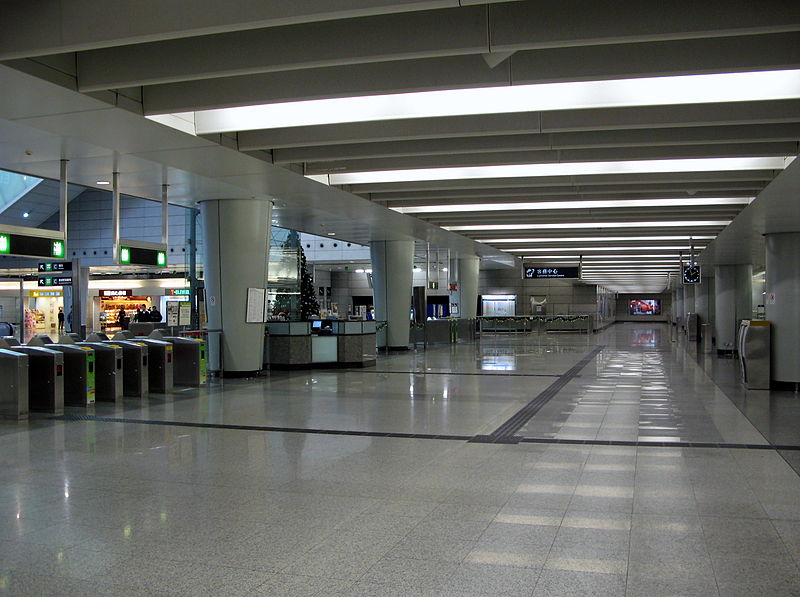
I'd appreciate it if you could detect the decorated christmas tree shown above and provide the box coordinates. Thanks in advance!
[299,246,319,319]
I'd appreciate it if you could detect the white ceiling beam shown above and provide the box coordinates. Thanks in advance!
[272,123,800,163]
[0,0,484,60]
[76,7,489,91]
[237,100,800,150]
[140,32,800,112]
[347,170,779,194]
[302,142,798,174]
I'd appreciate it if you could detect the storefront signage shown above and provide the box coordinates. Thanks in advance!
[38,276,72,287]
[167,288,191,296]
[38,261,72,272]
[523,266,580,279]
[99,289,132,297]
[31,290,63,298]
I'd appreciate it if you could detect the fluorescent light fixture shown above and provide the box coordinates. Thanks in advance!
[578,260,683,264]
[391,197,752,214]
[96,180,110,185]
[328,157,788,185]
[447,220,730,231]
[188,69,800,133]
[482,235,716,243]
[523,254,687,259]
[507,246,703,252]
[327,232,336,236]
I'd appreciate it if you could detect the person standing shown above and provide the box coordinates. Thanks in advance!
[149,305,162,323]
[57,307,65,332]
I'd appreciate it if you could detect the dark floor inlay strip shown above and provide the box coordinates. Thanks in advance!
[473,345,606,443]
[344,370,562,377]
[518,437,800,450]
[49,415,473,441]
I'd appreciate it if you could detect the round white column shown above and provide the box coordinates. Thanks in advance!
[695,276,710,323]
[200,198,271,375]
[714,264,752,351]
[458,256,480,319]
[674,286,684,327]
[766,232,800,383]
[684,284,695,315]
[371,240,414,349]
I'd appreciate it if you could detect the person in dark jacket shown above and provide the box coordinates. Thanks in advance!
[149,306,162,323]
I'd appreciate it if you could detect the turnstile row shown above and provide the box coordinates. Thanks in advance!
[0,331,206,417]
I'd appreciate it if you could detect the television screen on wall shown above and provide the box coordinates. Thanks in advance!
[629,299,661,316]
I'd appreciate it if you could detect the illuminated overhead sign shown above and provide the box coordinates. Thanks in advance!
[524,266,580,279]
[119,246,167,267]
[0,233,66,259]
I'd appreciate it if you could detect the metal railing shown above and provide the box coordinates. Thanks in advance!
[478,315,593,335]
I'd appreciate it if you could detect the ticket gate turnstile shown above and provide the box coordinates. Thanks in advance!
[79,343,123,402]
[99,340,148,399]
[28,340,95,407]
[149,331,206,386]
[0,339,64,414]
[115,335,173,393]
[0,349,28,419]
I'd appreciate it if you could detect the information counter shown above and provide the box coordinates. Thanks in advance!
[265,320,376,369]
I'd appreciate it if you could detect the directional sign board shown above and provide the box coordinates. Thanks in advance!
[0,233,65,259]
[524,266,580,279]
[38,276,72,287]
[38,261,72,273]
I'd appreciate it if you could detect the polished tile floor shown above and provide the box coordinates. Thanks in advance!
[1,323,799,596]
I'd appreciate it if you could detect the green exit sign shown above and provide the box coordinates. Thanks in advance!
[51,240,65,258]
[0,232,67,259]
[120,245,167,266]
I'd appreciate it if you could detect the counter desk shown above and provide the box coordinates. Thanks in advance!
[265,320,376,369]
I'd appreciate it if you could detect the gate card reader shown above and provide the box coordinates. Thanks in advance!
[100,340,148,399]
[148,330,206,386]
[28,339,96,407]
[78,343,123,403]
[123,338,173,394]
[59,336,123,403]
[0,348,28,419]
[0,339,64,414]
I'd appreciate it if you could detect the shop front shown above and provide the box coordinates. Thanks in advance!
[27,289,64,338]
[96,289,152,332]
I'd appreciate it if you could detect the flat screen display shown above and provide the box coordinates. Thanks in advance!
[311,320,322,330]
[629,299,661,316]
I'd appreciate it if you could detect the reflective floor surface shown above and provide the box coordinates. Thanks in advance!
[1,323,799,596]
